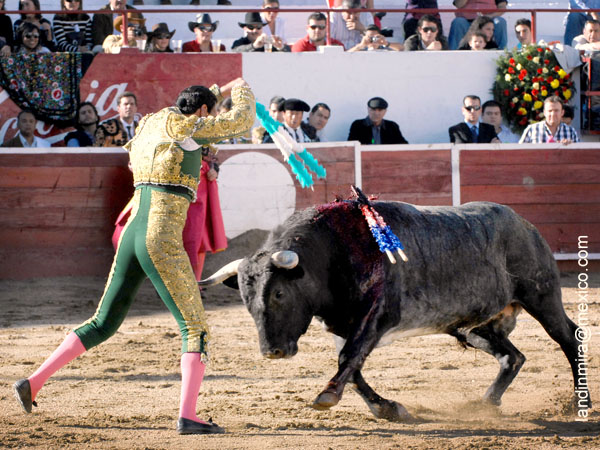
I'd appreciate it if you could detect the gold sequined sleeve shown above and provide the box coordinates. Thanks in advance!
[165,85,256,145]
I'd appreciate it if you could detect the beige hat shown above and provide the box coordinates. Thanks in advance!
[113,13,146,32]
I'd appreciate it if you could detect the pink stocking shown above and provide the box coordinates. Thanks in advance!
[28,332,86,401]
[179,352,206,423]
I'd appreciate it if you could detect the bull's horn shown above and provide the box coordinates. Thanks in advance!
[271,251,299,269]
[198,259,242,286]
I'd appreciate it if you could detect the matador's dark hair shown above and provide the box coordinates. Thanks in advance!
[176,86,218,114]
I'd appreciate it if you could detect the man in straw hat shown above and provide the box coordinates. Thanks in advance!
[232,11,289,52]
[14,77,256,435]
[102,12,146,54]
[147,22,176,53]
[183,13,224,53]
[91,0,139,52]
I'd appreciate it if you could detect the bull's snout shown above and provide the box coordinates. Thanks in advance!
[262,343,298,359]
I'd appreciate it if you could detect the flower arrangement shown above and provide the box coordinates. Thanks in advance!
[492,44,575,134]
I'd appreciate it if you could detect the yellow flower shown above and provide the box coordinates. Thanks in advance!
[517,63,523,70]
[558,69,567,79]
[505,74,512,81]
[543,67,549,74]
[533,82,540,90]
[564,89,572,100]
[518,107,527,115]
[551,79,560,89]
[541,89,548,97]
[523,93,533,102]
[533,100,543,110]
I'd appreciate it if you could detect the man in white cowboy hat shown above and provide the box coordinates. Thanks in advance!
[232,12,289,52]
[183,13,224,53]
[91,0,139,53]
[147,22,176,53]
[102,12,147,54]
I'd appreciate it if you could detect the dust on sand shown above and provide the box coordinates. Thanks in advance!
[1,230,599,449]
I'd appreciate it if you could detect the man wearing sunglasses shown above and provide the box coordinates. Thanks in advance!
[404,14,448,51]
[232,12,289,52]
[449,95,499,143]
[292,12,344,52]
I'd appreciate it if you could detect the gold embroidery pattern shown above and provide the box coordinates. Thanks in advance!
[146,189,209,355]
[74,190,142,332]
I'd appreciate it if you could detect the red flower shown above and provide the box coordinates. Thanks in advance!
[562,86,568,91]
[519,117,528,125]
[537,68,543,74]
[509,58,516,65]
[518,74,525,81]
[554,65,560,71]
[504,89,510,96]
[531,89,539,96]
[509,102,515,108]
[508,67,515,74]
[527,55,533,60]
[514,86,519,91]
[554,91,559,95]
[537,47,544,52]
[544,59,550,65]
[520,69,527,75]
[548,76,554,82]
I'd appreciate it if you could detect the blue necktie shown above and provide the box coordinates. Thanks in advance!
[471,125,478,143]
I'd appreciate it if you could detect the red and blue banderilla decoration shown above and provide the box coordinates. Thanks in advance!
[255,102,326,189]
[352,185,408,264]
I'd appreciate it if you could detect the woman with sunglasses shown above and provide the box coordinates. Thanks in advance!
[13,0,55,51]
[183,13,224,53]
[15,21,50,54]
[52,0,93,52]
[404,14,448,51]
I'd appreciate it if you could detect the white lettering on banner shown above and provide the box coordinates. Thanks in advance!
[87,81,129,117]
[0,117,17,143]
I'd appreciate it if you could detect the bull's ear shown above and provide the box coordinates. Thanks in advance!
[222,274,239,290]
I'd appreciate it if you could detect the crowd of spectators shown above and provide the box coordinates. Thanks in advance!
[0,0,596,146]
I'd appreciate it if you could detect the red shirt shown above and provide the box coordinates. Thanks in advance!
[182,40,226,53]
[291,35,345,52]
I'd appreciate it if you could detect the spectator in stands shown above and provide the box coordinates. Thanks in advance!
[0,0,14,55]
[53,0,93,53]
[261,0,288,44]
[232,12,289,52]
[91,0,137,53]
[564,0,600,48]
[403,0,441,41]
[2,110,51,148]
[102,13,146,54]
[14,0,55,51]
[264,98,312,143]
[465,31,487,50]
[95,91,138,147]
[348,24,403,51]
[519,96,580,143]
[404,14,448,51]
[563,104,575,125]
[449,95,499,143]
[14,22,50,53]
[146,23,174,53]
[64,102,100,147]
[183,13,224,53]
[572,19,600,51]
[458,16,499,50]
[331,0,374,50]
[292,12,344,52]
[481,100,519,143]
[269,95,285,122]
[348,97,409,145]
[448,0,507,50]
[514,18,533,49]
[302,103,331,142]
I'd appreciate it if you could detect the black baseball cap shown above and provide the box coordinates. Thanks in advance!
[367,97,388,109]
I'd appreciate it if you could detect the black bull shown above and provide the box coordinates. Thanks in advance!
[200,200,591,420]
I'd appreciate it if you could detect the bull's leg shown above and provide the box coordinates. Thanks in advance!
[351,370,412,421]
[520,290,592,410]
[313,289,387,411]
[464,323,526,405]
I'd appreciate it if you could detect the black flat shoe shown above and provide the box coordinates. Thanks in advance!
[13,379,37,413]
[177,417,225,435]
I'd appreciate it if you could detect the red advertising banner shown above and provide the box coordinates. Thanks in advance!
[0,52,243,145]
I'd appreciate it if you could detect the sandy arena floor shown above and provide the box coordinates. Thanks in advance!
[1,231,599,449]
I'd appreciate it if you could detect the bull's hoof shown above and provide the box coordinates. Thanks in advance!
[369,400,413,422]
[482,393,502,407]
[312,391,339,410]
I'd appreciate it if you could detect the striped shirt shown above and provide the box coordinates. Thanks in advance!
[53,15,93,52]
[519,121,580,143]
[330,10,373,50]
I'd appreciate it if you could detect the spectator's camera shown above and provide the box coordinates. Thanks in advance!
[132,26,144,37]
[370,36,379,42]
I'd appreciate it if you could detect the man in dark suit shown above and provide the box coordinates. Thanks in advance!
[348,97,408,145]
[449,95,499,143]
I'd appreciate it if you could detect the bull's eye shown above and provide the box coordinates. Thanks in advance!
[275,290,283,299]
